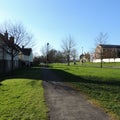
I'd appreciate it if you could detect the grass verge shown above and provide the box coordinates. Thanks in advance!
[50,63,120,120]
[0,67,48,120]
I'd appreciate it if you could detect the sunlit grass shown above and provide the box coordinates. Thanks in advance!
[0,68,48,120]
[50,63,120,120]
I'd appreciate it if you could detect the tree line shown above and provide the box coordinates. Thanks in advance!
[33,35,91,66]
[0,20,110,67]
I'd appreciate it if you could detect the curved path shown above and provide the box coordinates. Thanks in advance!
[41,67,111,120]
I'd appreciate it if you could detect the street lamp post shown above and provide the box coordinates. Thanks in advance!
[46,43,49,66]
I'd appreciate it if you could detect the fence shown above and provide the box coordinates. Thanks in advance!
[0,60,20,73]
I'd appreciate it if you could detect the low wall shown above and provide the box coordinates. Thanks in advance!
[93,58,120,63]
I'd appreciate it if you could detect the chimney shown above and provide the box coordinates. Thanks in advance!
[22,46,24,49]
[10,36,14,45]
[4,30,8,40]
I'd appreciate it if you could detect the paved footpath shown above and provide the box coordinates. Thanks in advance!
[41,68,111,120]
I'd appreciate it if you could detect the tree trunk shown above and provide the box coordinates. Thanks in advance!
[11,55,14,71]
[67,54,70,66]
[11,48,14,71]
[100,48,103,68]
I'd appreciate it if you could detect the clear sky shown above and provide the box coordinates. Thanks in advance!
[0,0,120,56]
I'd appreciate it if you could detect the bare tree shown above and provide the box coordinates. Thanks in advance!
[95,32,108,68]
[0,21,34,71]
[61,35,76,66]
[41,43,51,65]
[71,49,78,64]
[0,21,34,47]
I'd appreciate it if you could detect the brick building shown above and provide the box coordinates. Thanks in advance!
[94,44,120,59]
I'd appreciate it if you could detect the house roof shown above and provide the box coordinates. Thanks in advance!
[0,32,32,55]
[99,44,120,48]
[0,33,4,39]
[0,32,20,52]
[0,33,6,43]
[0,33,8,47]
[21,48,32,56]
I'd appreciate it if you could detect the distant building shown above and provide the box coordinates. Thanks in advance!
[80,52,90,63]
[93,44,120,62]
[19,46,33,66]
[94,44,120,59]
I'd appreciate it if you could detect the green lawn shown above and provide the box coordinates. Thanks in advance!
[0,67,48,120]
[50,63,120,120]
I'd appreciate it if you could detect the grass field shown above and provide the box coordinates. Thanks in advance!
[0,67,48,120]
[50,63,120,120]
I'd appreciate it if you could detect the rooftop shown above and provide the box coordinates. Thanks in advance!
[99,44,120,48]
[21,48,32,56]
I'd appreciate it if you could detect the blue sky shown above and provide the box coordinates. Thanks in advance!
[0,0,120,55]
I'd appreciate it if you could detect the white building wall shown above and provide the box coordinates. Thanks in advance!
[0,48,3,59]
[24,55,29,61]
[19,53,33,62]
[4,52,11,60]
[93,58,120,63]
[0,38,4,60]
[29,53,33,62]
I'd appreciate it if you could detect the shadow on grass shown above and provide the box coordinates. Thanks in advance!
[0,66,119,119]
[41,67,120,87]
[0,67,42,82]
[40,67,120,97]
[0,67,120,88]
